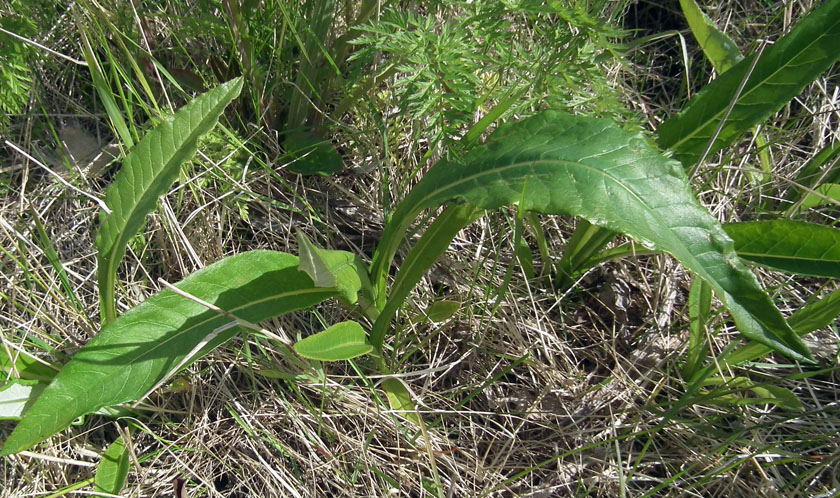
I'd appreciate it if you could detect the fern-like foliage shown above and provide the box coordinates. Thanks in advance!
[0,6,37,131]
[350,0,629,155]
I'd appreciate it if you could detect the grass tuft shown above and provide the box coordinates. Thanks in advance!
[2,0,838,496]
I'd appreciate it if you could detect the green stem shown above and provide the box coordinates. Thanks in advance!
[370,204,481,354]
[554,220,617,290]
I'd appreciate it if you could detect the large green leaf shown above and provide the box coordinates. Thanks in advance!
[724,220,840,278]
[96,77,243,323]
[558,1,840,294]
[657,0,840,167]
[370,111,812,362]
[1,251,336,455]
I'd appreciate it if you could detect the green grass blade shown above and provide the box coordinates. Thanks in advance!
[683,277,713,380]
[461,85,529,148]
[786,140,840,209]
[370,111,812,362]
[293,321,373,361]
[513,209,535,280]
[94,433,130,495]
[526,212,552,277]
[680,0,743,73]
[1,251,336,455]
[657,0,840,167]
[77,24,134,149]
[30,212,85,316]
[724,220,840,278]
[96,77,243,324]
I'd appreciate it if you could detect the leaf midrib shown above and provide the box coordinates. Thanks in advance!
[92,286,332,369]
[665,14,840,150]
[101,102,223,283]
[310,342,369,355]
[17,286,333,445]
[737,250,838,263]
[408,155,705,273]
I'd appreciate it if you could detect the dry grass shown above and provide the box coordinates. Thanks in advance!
[2,0,839,497]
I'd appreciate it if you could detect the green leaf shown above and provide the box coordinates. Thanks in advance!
[294,321,373,361]
[788,288,840,337]
[1,250,336,455]
[701,376,803,411]
[747,383,804,412]
[296,232,366,305]
[0,349,58,382]
[297,233,339,288]
[283,132,343,176]
[724,220,840,278]
[786,140,840,209]
[296,234,377,320]
[381,378,420,425]
[680,0,743,73]
[425,300,461,323]
[96,77,243,323]
[94,433,130,495]
[721,287,840,368]
[370,111,812,362]
[657,0,840,167]
[0,380,46,420]
[798,183,840,211]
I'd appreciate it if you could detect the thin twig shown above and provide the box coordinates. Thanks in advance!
[0,26,88,66]
[690,43,766,177]
[3,140,111,214]
[158,278,292,346]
